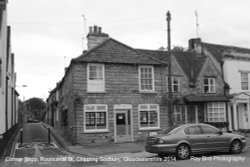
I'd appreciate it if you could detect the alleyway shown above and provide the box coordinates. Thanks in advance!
[1,123,103,167]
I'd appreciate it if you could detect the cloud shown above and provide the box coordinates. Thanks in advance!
[14,33,80,98]
[8,0,250,99]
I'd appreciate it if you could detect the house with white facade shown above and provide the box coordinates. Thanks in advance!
[190,38,250,131]
[0,0,19,156]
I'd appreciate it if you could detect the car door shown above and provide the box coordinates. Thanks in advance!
[200,125,230,151]
[184,125,208,152]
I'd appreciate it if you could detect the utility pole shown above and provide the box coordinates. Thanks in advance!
[81,14,87,50]
[167,11,173,126]
[195,10,199,38]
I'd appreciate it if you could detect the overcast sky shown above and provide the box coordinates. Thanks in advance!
[8,0,250,101]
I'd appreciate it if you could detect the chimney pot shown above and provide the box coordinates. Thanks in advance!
[89,27,93,33]
[98,27,102,33]
[94,25,98,33]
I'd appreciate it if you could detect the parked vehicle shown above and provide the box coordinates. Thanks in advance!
[145,123,246,160]
[27,119,40,123]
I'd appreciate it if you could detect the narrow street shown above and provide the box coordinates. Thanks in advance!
[1,122,250,167]
[1,123,103,167]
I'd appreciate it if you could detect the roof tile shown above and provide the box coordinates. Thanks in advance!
[203,42,250,62]
[74,38,161,65]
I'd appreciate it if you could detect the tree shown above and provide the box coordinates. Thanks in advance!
[172,46,186,52]
[158,46,186,52]
[25,97,46,121]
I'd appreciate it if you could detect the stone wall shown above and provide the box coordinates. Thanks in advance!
[70,62,169,144]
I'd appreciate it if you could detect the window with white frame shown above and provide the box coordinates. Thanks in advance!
[87,64,105,92]
[139,104,159,129]
[139,66,154,92]
[166,76,180,92]
[241,72,248,90]
[206,102,226,122]
[173,105,185,125]
[84,105,108,132]
[204,78,215,93]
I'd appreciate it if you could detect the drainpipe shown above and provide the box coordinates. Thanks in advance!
[74,100,77,145]
[221,61,229,131]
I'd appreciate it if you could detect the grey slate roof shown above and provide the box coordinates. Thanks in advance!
[74,38,161,65]
[174,51,206,84]
[203,42,250,63]
[137,49,206,83]
[74,37,208,83]
[185,95,229,102]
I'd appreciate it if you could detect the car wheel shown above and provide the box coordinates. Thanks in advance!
[230,139,242,154]
[176,144,190,160]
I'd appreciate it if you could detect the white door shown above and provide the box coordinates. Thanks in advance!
[115,109,132,143]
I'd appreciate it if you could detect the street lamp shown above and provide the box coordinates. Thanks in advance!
[16,85,28,101]
[16,85,28,123]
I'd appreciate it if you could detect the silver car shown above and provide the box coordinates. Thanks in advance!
[145,123,246,160]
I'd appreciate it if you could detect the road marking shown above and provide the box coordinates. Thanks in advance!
[15,142,58,149]
[34,144,42,157]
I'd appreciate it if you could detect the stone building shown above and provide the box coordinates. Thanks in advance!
[47,26,229,144]
[190,38,250,131]
[138,49,229,130]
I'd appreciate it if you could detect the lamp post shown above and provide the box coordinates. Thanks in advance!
[16,85,28,123]
[166,11,173,126]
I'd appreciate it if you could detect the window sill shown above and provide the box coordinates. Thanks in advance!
[139,127,161,131]
[87,91,107,94]
[139,91,157,94]
[241,90,249,91]
[84,130,109,134]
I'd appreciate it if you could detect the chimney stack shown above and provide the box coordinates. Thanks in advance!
[188,38,201,49]
[87,25,109,50]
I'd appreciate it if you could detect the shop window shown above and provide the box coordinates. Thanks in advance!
[139,104,159,130]
[84,104,108,132]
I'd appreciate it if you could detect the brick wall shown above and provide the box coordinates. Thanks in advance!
[196,60,225,96]
[56,55,226,144]
[68,62,169,144]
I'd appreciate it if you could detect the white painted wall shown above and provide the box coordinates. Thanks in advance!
[0,4,8,135]
[0,2,18,135]
[223,59,250,94]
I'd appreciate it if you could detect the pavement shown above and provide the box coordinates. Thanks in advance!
[45,122,250,156]
[1,122,250,167]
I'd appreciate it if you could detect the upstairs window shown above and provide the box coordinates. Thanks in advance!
[241,72,248,90]
[167,76,180,92]
[204,78,215,93]
[87,64,105,92]
[139,66,154,92]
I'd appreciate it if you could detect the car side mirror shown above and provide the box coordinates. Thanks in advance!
[218,131,223,135]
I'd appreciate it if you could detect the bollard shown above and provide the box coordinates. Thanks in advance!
[48,128,51,144]
[20,129,23,147]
